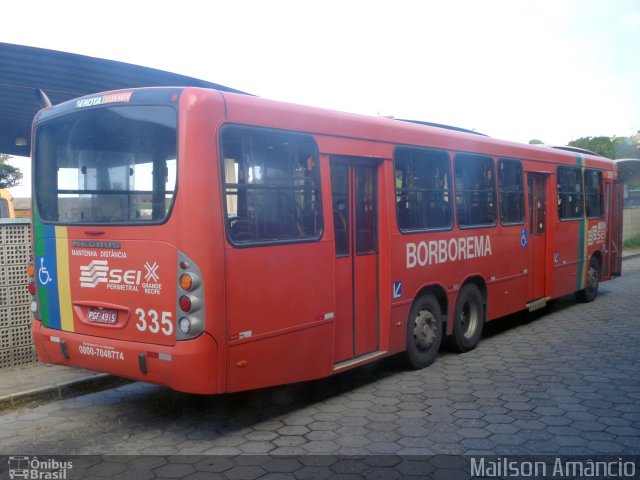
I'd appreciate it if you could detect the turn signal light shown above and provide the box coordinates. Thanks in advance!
[27,264,35,277]
[179,274,193,291]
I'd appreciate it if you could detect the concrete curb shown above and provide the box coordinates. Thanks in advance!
[0,373,131,410]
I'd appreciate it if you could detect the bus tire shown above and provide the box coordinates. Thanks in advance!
[405,294,443,369]
[575,256,600,303]
[451,283,484,353]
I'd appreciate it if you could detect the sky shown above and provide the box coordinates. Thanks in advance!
[3,0,640,197]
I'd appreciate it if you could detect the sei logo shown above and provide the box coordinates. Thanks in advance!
[79,259,140,289]
[79,259,162,294]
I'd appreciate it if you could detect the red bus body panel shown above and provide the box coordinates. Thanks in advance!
[30,87,621,394]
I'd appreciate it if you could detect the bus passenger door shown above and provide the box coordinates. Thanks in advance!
[527,173,548,301]
[609,180,623,276]
[330,157,379,364]
[603,183,611,279]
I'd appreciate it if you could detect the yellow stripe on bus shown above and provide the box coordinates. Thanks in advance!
[580,160,589,290]
[55,226,74,333]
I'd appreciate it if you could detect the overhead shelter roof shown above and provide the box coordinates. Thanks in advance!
[0,42,246,157]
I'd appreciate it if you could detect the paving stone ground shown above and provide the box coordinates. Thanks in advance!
[0,258,638,477]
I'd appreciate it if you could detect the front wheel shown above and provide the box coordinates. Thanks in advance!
[405,295,443,369]
[451,283,484,353]
[575,256,600,303]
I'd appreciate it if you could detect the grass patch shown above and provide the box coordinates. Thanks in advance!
[624,235,640,249]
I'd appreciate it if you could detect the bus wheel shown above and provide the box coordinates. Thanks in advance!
[405,295,442,369]
[452,283,484,352]
[575,256,600,303]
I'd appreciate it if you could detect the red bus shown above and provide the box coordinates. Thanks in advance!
[29,88,623,394]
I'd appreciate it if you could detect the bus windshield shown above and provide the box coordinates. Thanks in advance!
[34,105,177,224]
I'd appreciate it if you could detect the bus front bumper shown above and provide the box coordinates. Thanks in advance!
[32,321,219,394]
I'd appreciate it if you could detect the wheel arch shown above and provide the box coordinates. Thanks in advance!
[412,283,449,322]
[458,274,488,322]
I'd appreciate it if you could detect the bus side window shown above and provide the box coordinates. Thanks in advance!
[394,146,452,232]
[331,163,350,256]
[498,158,525,225]
[221,126,321,245]
[585,169,604,219]
[454,153,496,228]
[557,166,584,220]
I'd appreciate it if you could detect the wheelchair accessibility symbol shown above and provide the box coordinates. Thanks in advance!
[520,229,528,248]
[38,258,52,285]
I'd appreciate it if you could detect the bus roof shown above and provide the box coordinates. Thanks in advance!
[212,88,616,173]
[34,86,617,174]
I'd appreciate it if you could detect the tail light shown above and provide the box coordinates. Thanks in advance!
[27,261,40,320]
[179,295,192,312]
[176,252,205,340]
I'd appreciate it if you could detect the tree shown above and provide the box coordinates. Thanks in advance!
[568,136,614,157]
[567,135,640,159]
[529,139,544,145]
[612,136,640,159]
[0,154,22,189]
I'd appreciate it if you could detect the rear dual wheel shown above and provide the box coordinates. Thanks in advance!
[405,295,442,369]
[405,284,485,368]
[575,256,600,303]
[451,283,484,353]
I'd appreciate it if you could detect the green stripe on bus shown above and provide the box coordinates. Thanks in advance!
[32,203,51,327]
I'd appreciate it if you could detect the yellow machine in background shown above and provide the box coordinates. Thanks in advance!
[0,189,15,218]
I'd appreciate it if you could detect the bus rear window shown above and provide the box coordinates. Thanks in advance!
[35,106,177,224]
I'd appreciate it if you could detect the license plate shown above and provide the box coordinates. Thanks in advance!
[88,308,118,325]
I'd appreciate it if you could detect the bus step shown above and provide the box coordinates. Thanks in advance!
[526,298,549,312]
[333,351,387,372]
